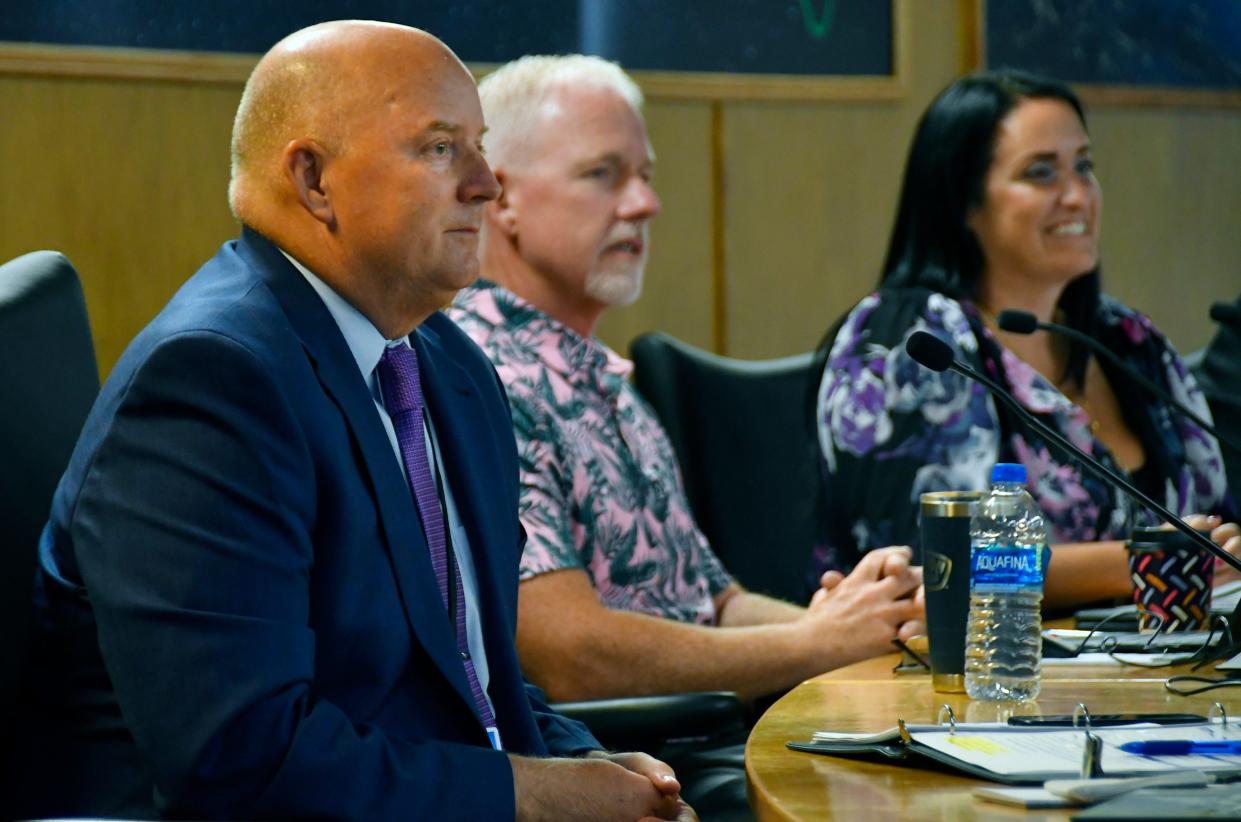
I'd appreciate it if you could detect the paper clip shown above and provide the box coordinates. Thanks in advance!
[937,704,957,735]
[1072,703,1092,729]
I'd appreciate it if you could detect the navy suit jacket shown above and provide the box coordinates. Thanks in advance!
[14,229,597,819]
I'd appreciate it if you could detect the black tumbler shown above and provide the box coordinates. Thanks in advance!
[919,491,981,693]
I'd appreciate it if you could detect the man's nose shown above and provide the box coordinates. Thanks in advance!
[619,176,661,221]
[462,149,501,203]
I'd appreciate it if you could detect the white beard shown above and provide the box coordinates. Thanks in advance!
[584,264,644,306]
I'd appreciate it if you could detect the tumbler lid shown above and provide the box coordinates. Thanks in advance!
[1127,524,1211,553]
[919,490,982,517]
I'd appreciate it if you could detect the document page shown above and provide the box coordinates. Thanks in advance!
[911,721,1241,778]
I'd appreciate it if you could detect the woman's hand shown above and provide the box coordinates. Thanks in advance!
[1184,514,1241,585]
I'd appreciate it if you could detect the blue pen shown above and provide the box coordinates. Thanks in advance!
[1120,739,1241,756]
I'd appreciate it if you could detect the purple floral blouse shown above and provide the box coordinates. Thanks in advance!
[448,282,732,624]
[812,287,1232,576]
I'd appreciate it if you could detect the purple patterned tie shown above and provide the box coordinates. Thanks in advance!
[377,344,498,741]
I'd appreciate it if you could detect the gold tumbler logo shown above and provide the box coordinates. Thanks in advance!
[924,550,952,592]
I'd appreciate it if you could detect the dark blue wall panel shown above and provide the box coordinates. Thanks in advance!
[986,0,1241,89]
[0,1,892,77]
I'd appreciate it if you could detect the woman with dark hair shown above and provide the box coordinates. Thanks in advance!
[813,71,1237,606]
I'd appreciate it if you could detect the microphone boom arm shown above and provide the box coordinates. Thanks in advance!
[949,359,1241,575]
[1042,320,1227,447]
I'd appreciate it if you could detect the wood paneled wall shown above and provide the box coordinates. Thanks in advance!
[2,2,1238,379]
[0,74,241,371]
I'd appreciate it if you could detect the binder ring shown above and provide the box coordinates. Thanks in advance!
[1072,703,1092,729]
[1080,731,1104,779]
[1210,702,1229,735]
[937,704,957,734]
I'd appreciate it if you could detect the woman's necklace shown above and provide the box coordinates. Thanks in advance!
[976,303,1102,437]
[1065,385,1103,435]
[1061,368,1103,436]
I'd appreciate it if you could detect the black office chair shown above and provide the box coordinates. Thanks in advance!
[630,332,824,605]
[0,251,99,800]
[1190,297,1241,499]
[552,335,793,755]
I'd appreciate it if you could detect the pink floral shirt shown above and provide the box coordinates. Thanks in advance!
[448,283,731,624]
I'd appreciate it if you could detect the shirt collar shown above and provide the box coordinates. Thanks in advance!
[281,250,408,384]
[457,281,633,387]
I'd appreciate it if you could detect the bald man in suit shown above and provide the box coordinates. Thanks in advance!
[11,21,692,822]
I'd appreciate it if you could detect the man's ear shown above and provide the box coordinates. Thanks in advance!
[491,169,519,237]
[284,139,335,226]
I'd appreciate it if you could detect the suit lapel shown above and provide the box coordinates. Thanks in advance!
[237,231,477,716]
[414,323,520,683]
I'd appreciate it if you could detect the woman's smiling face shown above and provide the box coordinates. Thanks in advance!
[967,97,1102,290]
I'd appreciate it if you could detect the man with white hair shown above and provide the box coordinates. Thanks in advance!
[449,54,926,819]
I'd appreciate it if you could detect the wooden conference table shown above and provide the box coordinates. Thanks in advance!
[745,651,1234,821]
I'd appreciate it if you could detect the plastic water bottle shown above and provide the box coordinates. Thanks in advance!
[964,463,1047,700]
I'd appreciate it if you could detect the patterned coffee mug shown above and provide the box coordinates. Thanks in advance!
[1126,525,1214,632]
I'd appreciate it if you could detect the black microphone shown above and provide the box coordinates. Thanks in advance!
[995,310,1039,335]
[1210,301,1241,327]
[904,330,1241,577]
[996,309,1241,458]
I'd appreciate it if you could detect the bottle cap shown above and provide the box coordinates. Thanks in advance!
[991,463,1026,484]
